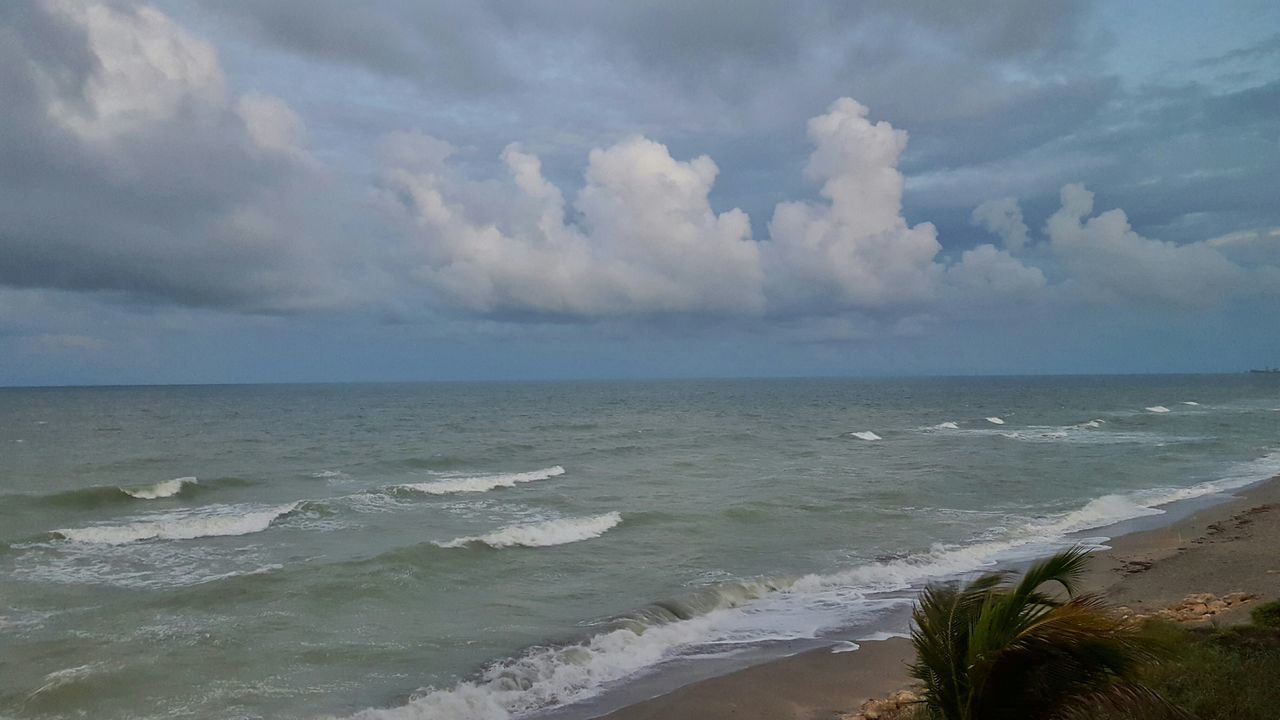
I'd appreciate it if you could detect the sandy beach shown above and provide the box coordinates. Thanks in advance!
[597,475,1280,720]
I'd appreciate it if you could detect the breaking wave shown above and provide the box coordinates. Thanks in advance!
[435,512,621,549]
[931,421,959,430]
[849,431,882,441]
[396,466,565,495]
[985,416,1005,425]
[347,449,1280,720]
[1146,405,1171,413]
[120,477,197,499]
[52,502,299,545]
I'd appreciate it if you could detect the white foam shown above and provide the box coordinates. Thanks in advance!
[1077,420,1103,429]
[985,416,1005,425]
[849,431,882,441]
[310,470,351,481]
[54,502,298,544]
[345,450,1280,720]
[1146,405,1171,413]
[120,477,196,500]
[857,630,910,642]
[932,421,959,430]
[830,641,860,653]
[1034,494,1164,535]
[346,610,726,720]
[1182,401,1200,406]
[398,466,565,495]
[436,512,621,549]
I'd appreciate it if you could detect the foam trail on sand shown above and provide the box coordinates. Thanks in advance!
[120,477,196,499]
[436,512,621,549]
[397,466,565,495]
[1146,406,1171,413]
[849,431,882,441]
[985,416,1005,425]
[53,503,298,544]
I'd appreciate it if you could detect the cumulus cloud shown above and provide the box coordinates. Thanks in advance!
[971,197,1030,250]
[765,99,943,312]
[0,0,362,312]
[1045,184,1246,307]
[379,134,763,316]
[381,97,971,319]
[946,244,1046,304]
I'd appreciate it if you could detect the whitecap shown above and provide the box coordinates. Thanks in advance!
[351,450,1280,720]
[1182,401,1200,406]
[120,477,196,500]
[398,466,565,495]
[435,512,621,549]
[53,502,298,544]
[1145,405,1171,413]
[932,421,959,430]
[849,431,882,441]
[985,416,1005,425]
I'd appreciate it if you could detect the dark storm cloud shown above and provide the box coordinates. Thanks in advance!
[0,1,367,312]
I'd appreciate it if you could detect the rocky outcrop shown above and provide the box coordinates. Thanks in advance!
[843,689,920,720]
[1117,591,1257,623]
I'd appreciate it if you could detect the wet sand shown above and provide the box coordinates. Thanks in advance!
[597,475,1280,720]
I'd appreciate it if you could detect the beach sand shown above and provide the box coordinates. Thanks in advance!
[597,475,1280,720]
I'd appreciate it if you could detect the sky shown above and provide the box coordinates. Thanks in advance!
[1,0,1278,385]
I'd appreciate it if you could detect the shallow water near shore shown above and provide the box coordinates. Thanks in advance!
[1,375,1278,719]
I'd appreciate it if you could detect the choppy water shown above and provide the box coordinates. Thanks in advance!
[1,376,1278,719]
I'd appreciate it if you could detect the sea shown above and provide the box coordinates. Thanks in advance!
[1,375,1278,719]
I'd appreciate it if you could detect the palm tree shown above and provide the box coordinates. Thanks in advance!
[909,547,1183,720]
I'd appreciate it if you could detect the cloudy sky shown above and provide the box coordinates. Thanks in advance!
[2,0,1278,385]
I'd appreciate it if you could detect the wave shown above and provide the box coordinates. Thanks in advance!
[2,476,256,512]
[849,431,882,441]
[931,421,959,430]
[435,512,621,549]
[985,416,1005,425]
[51,502,299,545]
[349,449,1280,720]
[1182,401,1200,406]
[396,466,565,495]
[120,476,197,499]
[1145,405,1171,413]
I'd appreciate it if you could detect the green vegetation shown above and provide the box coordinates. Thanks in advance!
[1099,621,1280,720]
[1248,599,1280,629]
[899,546,1280,719]
[908,547,1178,720]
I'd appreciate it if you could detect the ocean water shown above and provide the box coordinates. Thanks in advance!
[1,375,1278,719]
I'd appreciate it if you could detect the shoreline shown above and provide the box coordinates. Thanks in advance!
[588,474,1280,720]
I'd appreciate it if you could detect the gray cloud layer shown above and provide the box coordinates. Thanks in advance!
[2,0,1278,347]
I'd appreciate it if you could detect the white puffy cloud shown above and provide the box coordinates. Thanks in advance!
[1046,184,1245,307]
[379,135,764,316]
[946,243,1046,304]
[40,0,228,143]
[765,98,943,311]
[971,197,1029,250]
[0,1,363,312]
[383,98,959,319]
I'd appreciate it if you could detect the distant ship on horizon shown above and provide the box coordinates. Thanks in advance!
[1249,367,1280,374]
